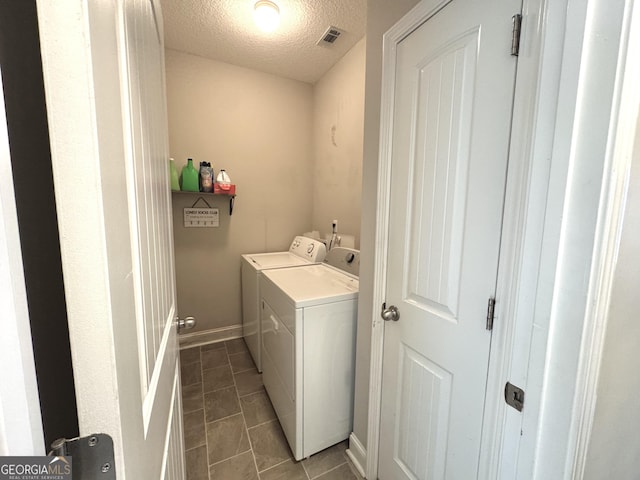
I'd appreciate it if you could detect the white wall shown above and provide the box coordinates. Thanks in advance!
[312,38,366,246]
[166,49,314,333]
[583,117,640,478]
[165,46,367,335]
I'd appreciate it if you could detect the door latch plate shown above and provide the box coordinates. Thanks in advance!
[504,381,525,412]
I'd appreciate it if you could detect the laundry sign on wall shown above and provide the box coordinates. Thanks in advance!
[184,197,219,227]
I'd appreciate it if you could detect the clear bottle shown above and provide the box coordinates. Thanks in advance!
[169,158,180,191]
[181,158,199,192]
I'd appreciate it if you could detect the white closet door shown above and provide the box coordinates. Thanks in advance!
[378,0,519,478]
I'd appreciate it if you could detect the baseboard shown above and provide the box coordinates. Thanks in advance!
[179,324,242,349]
[346,433,367,478]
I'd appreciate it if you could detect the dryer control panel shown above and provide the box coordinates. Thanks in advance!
[324,247,360,277]
[289,236,327,263]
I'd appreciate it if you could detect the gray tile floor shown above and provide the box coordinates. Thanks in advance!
[180,339,363,480]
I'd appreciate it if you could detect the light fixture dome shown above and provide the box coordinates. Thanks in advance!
[253,0,280,33]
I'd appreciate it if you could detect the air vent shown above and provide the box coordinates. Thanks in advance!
[317,26,344,46]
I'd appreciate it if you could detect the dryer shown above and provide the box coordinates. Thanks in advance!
[259,247,359,460]
[241,236,326,372]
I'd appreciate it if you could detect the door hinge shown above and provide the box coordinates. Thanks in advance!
[505,382,525,412]
[50,434,116,479]
[486,297,496,330]
[511,13,522,56]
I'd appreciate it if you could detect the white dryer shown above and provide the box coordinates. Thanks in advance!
[259,247,359,460]
[241,236,326,372]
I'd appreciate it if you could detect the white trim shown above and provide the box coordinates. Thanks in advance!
[346,433,367,478]
[159,362,179,480]
[143,309,174,434]
[366,1,454,478]
[36,0,126,467]
[522,0,632,476]
[570,1,640,477]
[115,0,150,396]
[178,324,243,349]
[478,0,573,477]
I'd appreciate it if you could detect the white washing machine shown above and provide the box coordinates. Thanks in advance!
[241,236,326,372]
[259,247,359,460]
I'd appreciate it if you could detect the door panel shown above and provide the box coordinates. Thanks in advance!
[123,0,174,383]
[379,1,519,478]
[162,364,186,480]
[393,344,452,479]
[405,28,478,322]
[120,0,183,472]
[123,0,177,409]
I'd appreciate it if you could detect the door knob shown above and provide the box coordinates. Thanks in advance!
[177,316,196,332]
[381,304,400,322]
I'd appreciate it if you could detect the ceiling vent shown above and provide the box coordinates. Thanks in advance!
[317,26,344,46]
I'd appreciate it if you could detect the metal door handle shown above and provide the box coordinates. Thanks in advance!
[177,316,196,332]
[381,304,400,322]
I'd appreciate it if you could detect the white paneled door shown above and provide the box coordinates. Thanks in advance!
[37,0,184,478]
[379,0,520,478]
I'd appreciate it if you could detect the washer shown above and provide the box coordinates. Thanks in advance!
[241,236,326,372]
[259,247,359,460]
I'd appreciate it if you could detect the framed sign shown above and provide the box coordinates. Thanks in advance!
[183,206,219,227]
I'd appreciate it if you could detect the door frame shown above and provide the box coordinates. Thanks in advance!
[525,1,639,477]
[35,0,184,476]
[570,2,640,475]
[36,0,132,467]
[366,0,635,478]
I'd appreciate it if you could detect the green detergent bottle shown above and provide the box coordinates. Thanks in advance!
[181,158,199,192]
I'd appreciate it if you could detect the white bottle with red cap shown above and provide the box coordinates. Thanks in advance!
[216,169,231,191]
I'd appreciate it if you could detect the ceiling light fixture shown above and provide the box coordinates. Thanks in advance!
[253,0,280,33]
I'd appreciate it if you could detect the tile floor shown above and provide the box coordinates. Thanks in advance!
[180,338,363,480]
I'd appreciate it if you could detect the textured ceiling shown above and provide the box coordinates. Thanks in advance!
[160,0,367,84]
